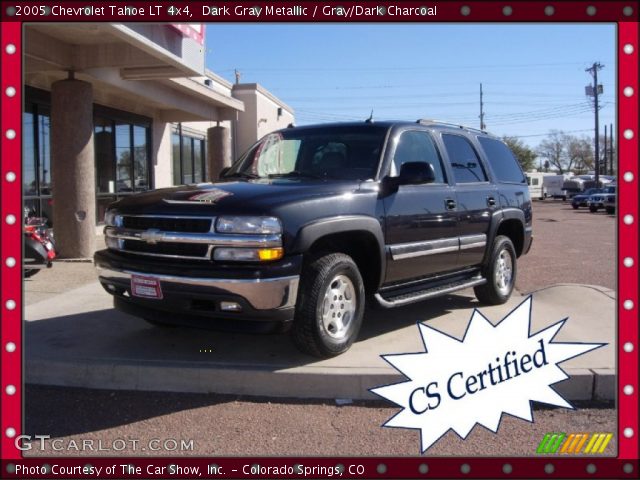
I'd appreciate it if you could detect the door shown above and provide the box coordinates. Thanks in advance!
[440,133,496,268]
[383,129,459,283]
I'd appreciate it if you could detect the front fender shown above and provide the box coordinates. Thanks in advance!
[291,215,386,287]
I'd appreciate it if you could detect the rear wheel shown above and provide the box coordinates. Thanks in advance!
[606,206,615,215]
[474,235,517,305]
[292,253,365,358]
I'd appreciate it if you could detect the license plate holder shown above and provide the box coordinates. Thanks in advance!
[131,275,163,300]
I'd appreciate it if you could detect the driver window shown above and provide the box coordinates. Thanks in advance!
[391,130,446,183]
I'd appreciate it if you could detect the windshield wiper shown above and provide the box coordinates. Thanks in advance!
[224,171,260,179]
[267,170,325,179]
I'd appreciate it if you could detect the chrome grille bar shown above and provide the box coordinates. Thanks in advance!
[105,215,282,261]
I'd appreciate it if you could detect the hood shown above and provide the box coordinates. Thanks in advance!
[109,179,365,216]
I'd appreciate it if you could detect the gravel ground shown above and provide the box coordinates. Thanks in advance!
[25,386,615,457]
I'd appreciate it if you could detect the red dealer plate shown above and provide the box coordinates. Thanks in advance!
[130,275,163,300]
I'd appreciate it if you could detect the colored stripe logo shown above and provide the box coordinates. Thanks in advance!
[536,433,613,454]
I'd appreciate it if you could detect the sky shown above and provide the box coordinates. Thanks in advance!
[205,23,616,148]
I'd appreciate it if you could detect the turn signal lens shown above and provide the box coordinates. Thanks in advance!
[213,247,284,262]
[258,248,283,261]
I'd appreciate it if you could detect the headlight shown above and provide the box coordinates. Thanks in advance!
[104,210,121,227]
[216,216,281,235]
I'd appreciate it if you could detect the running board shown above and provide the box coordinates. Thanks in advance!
[374,276,486,308]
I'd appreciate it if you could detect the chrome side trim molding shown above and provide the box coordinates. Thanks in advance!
[96,266,299,310]
[390,237,459,260]
[389,234,487,260]
[459,233,487,251]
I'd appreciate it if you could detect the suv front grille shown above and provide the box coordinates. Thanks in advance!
[122,240,210,259]
[122,216,212,233]
[104,214,282,262]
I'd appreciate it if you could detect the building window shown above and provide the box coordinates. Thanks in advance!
[172,124,206,185]
[24,88,152,226]
[94,109,152,223]
[23,102,53,225]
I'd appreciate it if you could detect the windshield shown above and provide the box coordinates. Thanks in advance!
[225,125,388,181]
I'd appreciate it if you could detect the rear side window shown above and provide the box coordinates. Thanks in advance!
[442,134,487,183]
[478,137,526,183]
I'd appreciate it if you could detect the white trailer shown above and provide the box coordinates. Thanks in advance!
[542,174,574,200]
[525,172,554,200]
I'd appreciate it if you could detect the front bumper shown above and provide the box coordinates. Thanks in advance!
[96,264,299,325]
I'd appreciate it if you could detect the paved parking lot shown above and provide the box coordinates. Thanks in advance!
[517,200,615,293]
[23,199,617,457]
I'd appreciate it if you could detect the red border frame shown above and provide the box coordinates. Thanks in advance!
[1,2,638,478]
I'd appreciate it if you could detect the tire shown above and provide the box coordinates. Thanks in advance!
[474,235,517,305]
[606,207,615,215]
[572,204,579,210]
[562,196,567,201]
[292,253,365,358]
[589,205,598,213]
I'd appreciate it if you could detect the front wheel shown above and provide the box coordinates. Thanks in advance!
[292,253,365,358]
[589,205,598,213]
[474,235,517,305]
[606,206,615,215]
[572,204,579,210]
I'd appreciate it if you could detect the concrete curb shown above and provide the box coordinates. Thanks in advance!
[26,358,614,402]
[25,282,616,403]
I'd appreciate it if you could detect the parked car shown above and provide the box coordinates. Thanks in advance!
[571,188,603,209]
[95,120,532,357]
[588,186,616,213]
[604,193,616,215]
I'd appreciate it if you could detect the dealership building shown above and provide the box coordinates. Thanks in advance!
[23,23,294,257]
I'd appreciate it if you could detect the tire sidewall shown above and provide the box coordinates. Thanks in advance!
[312,258,365,354]
[488,236,517,303]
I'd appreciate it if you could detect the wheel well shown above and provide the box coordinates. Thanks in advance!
[306,231,381,294]
[496,219,525,257]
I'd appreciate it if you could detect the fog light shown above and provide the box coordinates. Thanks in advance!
[220,301,242,312]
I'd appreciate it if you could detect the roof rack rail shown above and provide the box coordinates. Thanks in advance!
[416,119,487,134]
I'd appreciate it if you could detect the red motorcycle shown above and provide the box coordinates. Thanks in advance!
[24,209,56,278]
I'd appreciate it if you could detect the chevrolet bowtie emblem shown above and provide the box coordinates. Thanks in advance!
[140,229,163,244]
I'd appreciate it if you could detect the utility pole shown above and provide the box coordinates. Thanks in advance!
[234,69,241,85]
[603,124,607,176]
[609,123,614,175]
[479,83,486,130]
[585,62,603,185]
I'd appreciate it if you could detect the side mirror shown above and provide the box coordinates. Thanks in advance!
[380,162,436,196]
[398,161,436,185]
[219,167,231,179]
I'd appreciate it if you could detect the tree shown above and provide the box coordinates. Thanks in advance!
[502,136,536,172]
[566,135,593,173]
[536,130,566,173]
